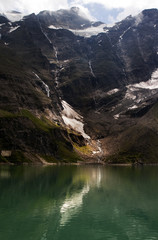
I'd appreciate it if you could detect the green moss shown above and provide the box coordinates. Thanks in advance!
[57,142,81,163]
[0,108,59,132]
[74,144,92,155]
[0,108,83,164]
[42,142,82,163]
[106,151,143,164]
[19,109,52,132]
[40,115,60,128]
[0,109,15,118]
[42,155,58,163]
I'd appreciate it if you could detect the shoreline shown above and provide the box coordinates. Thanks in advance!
[1,161,158,166]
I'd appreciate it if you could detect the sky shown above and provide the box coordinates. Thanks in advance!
[0,0,158,24]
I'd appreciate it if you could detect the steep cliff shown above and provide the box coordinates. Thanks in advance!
[1,8,158,163]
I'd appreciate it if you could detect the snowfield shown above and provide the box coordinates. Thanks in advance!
[48,24,108,38]
[9,26,20,33]
[125,69,158,100]
[61,100,90,139]
[69,24,108,38]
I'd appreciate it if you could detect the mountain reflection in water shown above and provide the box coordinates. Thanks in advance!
[0,165,158,240]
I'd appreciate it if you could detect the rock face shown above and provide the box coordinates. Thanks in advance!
[1,7,158,163]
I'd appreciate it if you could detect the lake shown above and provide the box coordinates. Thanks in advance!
[0,165,158,240]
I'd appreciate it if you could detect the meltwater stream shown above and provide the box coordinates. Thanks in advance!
[0,165,158,240]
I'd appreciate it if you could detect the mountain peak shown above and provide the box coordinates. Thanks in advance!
[37,7,94,30]
[70,7,80,13]
[142,8,158,15]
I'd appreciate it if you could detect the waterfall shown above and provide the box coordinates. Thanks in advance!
[89,60,96,78]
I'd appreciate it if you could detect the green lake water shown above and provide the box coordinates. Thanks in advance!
[0,165,158,240]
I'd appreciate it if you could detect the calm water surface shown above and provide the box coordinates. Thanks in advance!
[0,165,158,240]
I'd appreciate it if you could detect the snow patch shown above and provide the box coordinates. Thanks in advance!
[70,24,107,38]
[125,69,158,101]
[61,100,90,139]
[48,25,61,30]
[64,60,70,63]
[126,69,158,99]
[125,89,136,100]
[114,114,120,120]
[107,88,119,95]
[9,26,20,33]
[131,69,158,90]
[62,115,89,138]
[98,40,102,44]
[128,105,138,110]
[119,26,131,42]
[62,100,81,120]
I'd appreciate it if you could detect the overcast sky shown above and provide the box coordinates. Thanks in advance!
[0,0,158,24]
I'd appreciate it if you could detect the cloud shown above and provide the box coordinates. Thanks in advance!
[0,0,20,12]
[70,0,158,10]
[69,0,158,23]
[70,4,96,20]
[0,0,95,22]
[0,0,158,24]
[108,15,116,25]
[0,0,69,13]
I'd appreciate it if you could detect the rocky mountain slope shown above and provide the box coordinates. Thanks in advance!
[1,7,158,164]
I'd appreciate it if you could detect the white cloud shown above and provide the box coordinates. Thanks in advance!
[108,15,116,25]
[70,0,158,10]
[69,0,158,23]
[0,0,158,24]
[0,0,20,13]
[76,5,96,20]
[116,7,140,22]
[0,0,69,14]
[20,0,69,13]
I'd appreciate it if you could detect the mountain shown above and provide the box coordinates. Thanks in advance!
[1,7,158,164]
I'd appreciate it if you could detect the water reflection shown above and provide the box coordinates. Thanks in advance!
[60,185,89,226]
[0,169,10,179]
[0,165,158,240]
[59,166,103,226]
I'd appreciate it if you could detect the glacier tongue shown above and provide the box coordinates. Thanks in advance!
[61,100,90,139]
[127,69,158,93]
[68,24,107,38]
[112,68,158,119]
[125,68,158,102]
[48,24,108,38]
